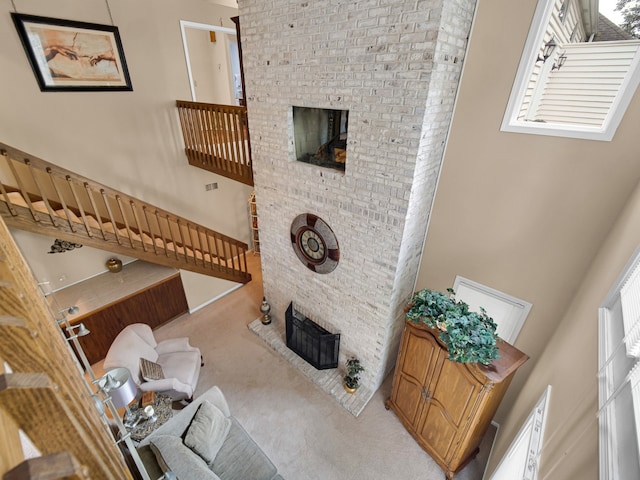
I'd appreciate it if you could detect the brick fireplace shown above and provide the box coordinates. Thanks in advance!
[240,0,477,415]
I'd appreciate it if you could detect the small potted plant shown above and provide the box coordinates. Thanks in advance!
[405,288,500,365]
[343,357,364,394]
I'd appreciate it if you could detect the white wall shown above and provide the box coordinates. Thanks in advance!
[10,228,136,291]
[184,27,234,104]
[0,0,251,310]
[417,0,640,477]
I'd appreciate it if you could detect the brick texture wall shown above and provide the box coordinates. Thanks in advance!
[239,0,476,401]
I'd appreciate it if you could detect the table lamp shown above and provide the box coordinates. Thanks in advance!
[100,367,138,424]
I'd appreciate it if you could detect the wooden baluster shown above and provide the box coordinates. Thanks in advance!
[84,184,107,240]
[201,105,215,169]
[46,168,76,233]
[176,218,188,263]
[209,105,225,171]
[0,151,18,216]
[240,244,249,275]
[4,451,90,480]
[187,224,198,266]
[101,190,121,245]
[131,201,148,252]
[222,109,235,174]
[230,108,243,172]
[67,177,93,238]
[205,231,219,265]
[179,104,194,161]
[154,211,170,258]
[24,160,58,228]
[142,206,160,255]
[165,213,179,259]
[6,157,39,223]
[186,105,198,164]
[231,243,239,274]
[194,107,207,168]
[0,184,17,217]
[176,103,192,154]
[227,109,240,176]
[220,234,231,270]
[198,229,210,268]
[0,359,22,477]
[116,195,135,248]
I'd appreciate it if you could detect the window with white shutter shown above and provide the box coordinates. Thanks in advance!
[599,248,640,479]
[502,0,640,141]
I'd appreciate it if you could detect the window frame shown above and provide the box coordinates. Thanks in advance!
[598,245,640,480]
[501,0,640,141]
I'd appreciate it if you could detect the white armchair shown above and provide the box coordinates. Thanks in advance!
[103,323,202,401]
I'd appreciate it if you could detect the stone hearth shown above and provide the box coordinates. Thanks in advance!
[249,318,372,417]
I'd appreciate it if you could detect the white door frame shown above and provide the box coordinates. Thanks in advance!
[490,386,552,480]
[179,20,236,102]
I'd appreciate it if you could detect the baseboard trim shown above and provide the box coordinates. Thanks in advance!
[188,283,243,314]
[483,421,500,479]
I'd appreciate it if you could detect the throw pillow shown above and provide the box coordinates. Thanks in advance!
[183,400,231,465]
[149,435,220,480]
[140,358,164,382]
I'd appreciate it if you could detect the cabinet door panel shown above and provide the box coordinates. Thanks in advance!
[391,326,440,424]
[393,374,425,425]
[402,330,436,381]
[420,360,483,465]
[417,400,458,463]
[432,360,480,427]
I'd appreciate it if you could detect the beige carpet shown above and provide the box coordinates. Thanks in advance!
[149,255,495,480]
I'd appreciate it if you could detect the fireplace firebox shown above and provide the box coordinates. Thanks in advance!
[285,303,340,369]
[292,106,348,172]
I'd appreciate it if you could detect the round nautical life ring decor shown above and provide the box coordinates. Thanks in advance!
[290,213,340,274]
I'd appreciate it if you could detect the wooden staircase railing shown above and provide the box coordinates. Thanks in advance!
[0,214,133,480]
[0,142,252,284]
[176,100,253,186]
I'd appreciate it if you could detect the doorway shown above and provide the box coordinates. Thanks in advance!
[179,20,241,105]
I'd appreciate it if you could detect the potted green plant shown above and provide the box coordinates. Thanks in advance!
[405,288,500,365]
[343,357,364,394]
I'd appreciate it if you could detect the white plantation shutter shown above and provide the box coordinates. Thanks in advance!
[630,363,640,462]
[599,249,640,479]
[620,259,640,357]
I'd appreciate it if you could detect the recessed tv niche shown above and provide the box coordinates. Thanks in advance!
[292,106,348,172]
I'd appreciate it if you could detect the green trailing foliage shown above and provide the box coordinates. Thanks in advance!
[344,357,364,389]
[405,288,500,365]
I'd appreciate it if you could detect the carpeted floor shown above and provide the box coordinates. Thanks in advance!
[148,255,496,480]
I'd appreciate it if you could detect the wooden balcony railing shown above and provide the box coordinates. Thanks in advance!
[176,100,253,186]
[0,142,251,284]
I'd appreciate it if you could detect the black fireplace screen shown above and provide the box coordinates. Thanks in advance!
[285,303,340,370]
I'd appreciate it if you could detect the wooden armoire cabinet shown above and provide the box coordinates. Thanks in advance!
[386,320,528,479]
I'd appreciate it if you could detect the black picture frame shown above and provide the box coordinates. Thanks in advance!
[11,13,133,92]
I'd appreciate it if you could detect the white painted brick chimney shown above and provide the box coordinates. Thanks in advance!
[240,0,477,411]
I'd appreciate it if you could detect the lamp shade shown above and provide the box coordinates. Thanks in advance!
[103,367,137,409]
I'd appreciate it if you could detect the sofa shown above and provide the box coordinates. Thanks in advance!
[103,323,201,401]
[137,386,283,480]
